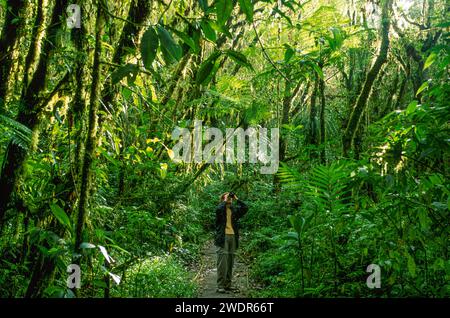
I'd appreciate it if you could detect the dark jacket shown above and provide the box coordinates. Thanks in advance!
[214,199,248,249]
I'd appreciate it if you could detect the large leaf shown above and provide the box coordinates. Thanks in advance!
[216,0,235,26]
[416,81,428,96]
[140,27,159,69]
[111,63,139,85]
[225,49,253,70]
[171,28,200,54]
[198,0,208,12]
[406,100,418,115]
[406,253,417,278]
[238,0,253,22]
[423,52,437,70]
[156,25,182,63]
[200,19,217,42]
[284,44,295,63]
[196,51,222,85]
[310,62,324,79]
[80,242,96,249]
[50,203,71,229]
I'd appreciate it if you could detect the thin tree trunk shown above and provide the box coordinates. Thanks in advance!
[319,74,326,164]
[74,2,105,255]
[21,0,44,95]
[307,73,319,159]
[0,0,27,104]
[342,0,392,157]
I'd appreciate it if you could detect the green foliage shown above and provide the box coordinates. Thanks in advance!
[0,0,448,300]
[238,0,254,22]
[196,51,222,85]
[0,114,32,149]
[225,49,254,70]
[216,0,235,27]
[140,27,159,69]
[111,256,198,297]
[156,25,183,63]
[111,63,139,85]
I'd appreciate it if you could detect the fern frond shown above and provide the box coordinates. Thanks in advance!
[0,114,32,150]
[277,162,304,190]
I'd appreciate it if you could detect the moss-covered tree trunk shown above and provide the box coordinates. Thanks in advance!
[74,2,104,256]
[0,0,67,228]
[342,0,392,157]
[0,0,27,104]
[319,75,326,164]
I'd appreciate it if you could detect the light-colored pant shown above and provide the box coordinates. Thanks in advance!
[216,234,236,289]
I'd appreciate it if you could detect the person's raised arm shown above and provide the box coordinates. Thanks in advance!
[234,196,248,219]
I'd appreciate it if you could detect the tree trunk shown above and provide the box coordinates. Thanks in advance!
[319,75,326,164]
[307,73,319,159]
[0,0,68,227]
[342,0,391,157]
[0,0,27,104]
[74,2,105,255]
[21,0,44,95]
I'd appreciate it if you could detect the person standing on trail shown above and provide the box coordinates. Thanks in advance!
[215,192,248,293]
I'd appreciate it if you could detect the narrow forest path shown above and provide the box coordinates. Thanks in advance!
[195,240,250,298]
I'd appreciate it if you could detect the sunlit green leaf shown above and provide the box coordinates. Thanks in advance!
[238,0,253,22]
[423,52,437,70]
[50,203,71,229]
[216,0,235,26]
[416,81,428,96]
[196,51,222,85]
[140,27,159,69]
[156,25,182,63]
[201,19,217,42]
[225,50,253,70]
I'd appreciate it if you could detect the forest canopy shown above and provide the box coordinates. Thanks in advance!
[0,0,449,298]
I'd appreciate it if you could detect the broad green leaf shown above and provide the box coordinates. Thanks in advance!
[156,25,182,63]
[423,52,437,70]
[416,81,428,96]
[417,209,430,231]
[140,27,159,70]
[406,253,416,277]
[171,28,200,54]
[50,203,71,229]
[284,44,295,63]
[238,0,253,22]
[80,242,96,249]
[310,62,324,79]
[196,51,222,85]
[406,100,417,115]
[198,0,208,12]
[286,231,299,241]
[93,280,108,289]
[216,0,235,26]
[201,19,217,42]
[111,63,139,85]
[225,50,253,70]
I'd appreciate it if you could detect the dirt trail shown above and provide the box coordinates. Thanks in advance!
[195,240,250,298]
